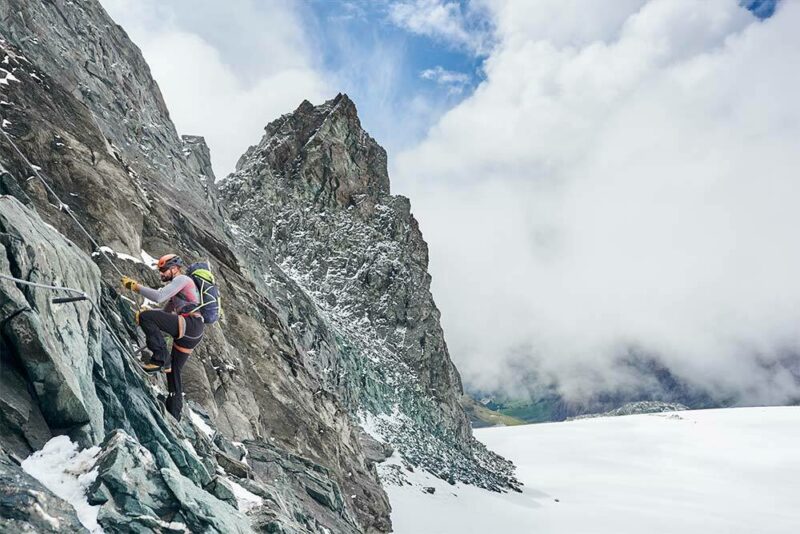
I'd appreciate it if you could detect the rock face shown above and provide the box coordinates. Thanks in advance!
[0,1,519,532]
[182,135,220,209]
[0,3,390,530]
[0,0,217,227]
[90,430,252,534]
[0,196,105,453]
[220,95,519,491]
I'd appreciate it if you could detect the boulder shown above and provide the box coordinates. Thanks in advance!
[91,430,252,534]
[0,196,104,445]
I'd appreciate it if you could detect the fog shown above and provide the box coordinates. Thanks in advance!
[394,0,800,405]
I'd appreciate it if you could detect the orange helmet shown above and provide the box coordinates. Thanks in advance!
[157,254,184,272]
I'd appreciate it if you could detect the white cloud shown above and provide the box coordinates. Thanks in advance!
[420,66,471,94]
[389,0,491,54]
[394,0,800,405]
[99,0,330,176]
[98,0,459,175]
[487,0,649,48]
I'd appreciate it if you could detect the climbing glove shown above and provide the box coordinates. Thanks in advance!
[121,276,140,292]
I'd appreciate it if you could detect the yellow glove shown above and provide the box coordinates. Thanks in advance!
[121,276,140,292]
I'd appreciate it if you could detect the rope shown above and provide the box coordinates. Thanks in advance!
[0,272,87,297]
[0,270,142,366]
[0,124,142,311]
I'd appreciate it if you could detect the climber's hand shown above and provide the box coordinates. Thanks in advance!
[121,276,140,292]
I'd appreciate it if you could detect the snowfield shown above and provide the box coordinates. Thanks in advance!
[388,407,800,534]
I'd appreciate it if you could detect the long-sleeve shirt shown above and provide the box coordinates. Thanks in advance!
[138,274,199,313]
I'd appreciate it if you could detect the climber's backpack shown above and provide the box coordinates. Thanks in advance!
[186,262,221,324]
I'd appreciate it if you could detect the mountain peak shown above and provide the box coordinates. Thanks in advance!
[220,96,521,499]
[279,93,361,144]
[239,95,389,209]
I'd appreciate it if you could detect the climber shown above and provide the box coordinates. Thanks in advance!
[121,253,204,421]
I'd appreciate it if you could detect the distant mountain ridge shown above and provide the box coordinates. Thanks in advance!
[471,353,727,424]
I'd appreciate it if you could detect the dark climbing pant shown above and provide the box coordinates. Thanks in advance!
[138,310,205,421]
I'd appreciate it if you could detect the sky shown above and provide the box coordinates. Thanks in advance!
[99,0,800,407]
[100,0,488,175]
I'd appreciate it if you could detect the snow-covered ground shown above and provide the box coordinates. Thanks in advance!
[388,407,800,534]
[21,435,102,533]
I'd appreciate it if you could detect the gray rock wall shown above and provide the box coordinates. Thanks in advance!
[221,95,519,491]
[0,6,390,532]
[0,0,214,225]
[0,1,521,532]
[0,196,104,450]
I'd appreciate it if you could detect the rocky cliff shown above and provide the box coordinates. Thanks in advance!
[0,1,518,532]
[220,95,518,491]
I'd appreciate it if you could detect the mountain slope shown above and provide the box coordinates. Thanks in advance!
[220,95,519,491]
[0,3,389,531]
[460,396,525,428]
[0,1,518,532]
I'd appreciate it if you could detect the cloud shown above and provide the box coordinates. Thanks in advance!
[98,0,466,175]
[99,0,330,176]
[393,0,800,405]
[420,66,472,94]
[487,0,649,48]
[388,0,492,54]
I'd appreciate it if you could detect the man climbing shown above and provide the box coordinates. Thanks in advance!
[121,253,205,421]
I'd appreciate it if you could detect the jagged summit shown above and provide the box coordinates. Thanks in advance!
[271,93,361,142]
[233,94,390,210]
[221,96,520,493]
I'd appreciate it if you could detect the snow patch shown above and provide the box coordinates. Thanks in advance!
[226,478,263,513]
[182,439,198,458]
[21,435,103,533]
[140,249,158,269]
[95,245,143,265]
[0,68,19,85]
[232,441,249,465]
[188,408,215,438]
[358,405,408,444]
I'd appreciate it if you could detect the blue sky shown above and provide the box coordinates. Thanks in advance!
[301,0,489,151]
[303,0,776,152]
[102,0,778,176]
[304,0,776,152]
[742,0,778,18]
